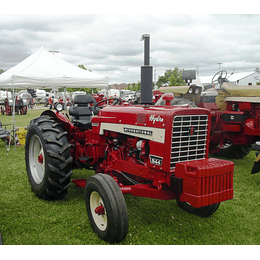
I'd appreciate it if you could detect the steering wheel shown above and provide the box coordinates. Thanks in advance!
[93,97,122,112]
[212,70,228,85]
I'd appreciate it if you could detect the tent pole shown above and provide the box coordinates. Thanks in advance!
[12,76,16,152]
[64,87,67,110]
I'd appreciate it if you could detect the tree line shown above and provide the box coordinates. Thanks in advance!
[0,65,185,92]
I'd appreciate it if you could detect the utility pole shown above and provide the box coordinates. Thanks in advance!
[49,50,59,55]
[154,67,157,89]
[196,66,200,76]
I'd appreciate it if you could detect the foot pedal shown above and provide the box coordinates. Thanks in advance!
[72,179,87,188]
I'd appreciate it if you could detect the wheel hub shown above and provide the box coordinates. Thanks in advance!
[28,135,45,184]
[90,191,107,231]
[95,204,105,215]
[38,154,43,164]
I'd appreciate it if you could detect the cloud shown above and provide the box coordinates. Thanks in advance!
[1,14,260,84]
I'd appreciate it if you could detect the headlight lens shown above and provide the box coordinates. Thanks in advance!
[56,103,63,112]
[195,88,200,94]
[188,87,193,94]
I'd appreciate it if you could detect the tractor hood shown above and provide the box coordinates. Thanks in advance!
[220,81,260,97]
[91,104,211,144]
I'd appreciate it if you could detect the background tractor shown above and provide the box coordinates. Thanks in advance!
[159,70,260,161]
[0,92,28,115]
[24,35,234,243]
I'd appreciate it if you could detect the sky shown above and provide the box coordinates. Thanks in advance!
[1,5,260,85]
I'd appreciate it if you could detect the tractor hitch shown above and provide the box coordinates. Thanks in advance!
[251,152,260,174]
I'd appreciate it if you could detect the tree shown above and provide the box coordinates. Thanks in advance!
[0,69,4,75]
[157,67,185,88]
[127,83,141,92]
[78,64,92,72]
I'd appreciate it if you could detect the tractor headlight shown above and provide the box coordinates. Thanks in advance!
[55,103,64,112]
[195,88,200,94]
[188,87,193,94]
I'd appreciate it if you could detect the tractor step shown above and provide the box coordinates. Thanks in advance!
[78,156,90,162]
[72,178,87,188]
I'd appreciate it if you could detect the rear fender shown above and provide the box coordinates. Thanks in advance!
[41,110,74,136]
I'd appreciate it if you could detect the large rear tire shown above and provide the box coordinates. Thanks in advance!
[25,116,72,200]
[85,173,129,243]
[177,200,220,217]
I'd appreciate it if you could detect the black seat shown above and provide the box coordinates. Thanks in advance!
[69,95,95,129]
[73,94,94,106]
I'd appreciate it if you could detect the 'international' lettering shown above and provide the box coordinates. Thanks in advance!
[123,127,153,136]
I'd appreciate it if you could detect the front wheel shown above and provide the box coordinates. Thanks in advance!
[85,173,129,243]
[177,200,220,217]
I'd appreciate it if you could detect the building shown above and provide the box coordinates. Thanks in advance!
[226,70,260,85]
[111,84,129,90]
[200,69,260,86]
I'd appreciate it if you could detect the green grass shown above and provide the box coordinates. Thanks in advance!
[1,108,260,245]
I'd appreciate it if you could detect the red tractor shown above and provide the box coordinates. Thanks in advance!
[159,70,260,162]
[1,95,28,115]
[24,35,234,243]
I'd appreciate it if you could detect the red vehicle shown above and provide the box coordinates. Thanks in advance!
[160,70,260,163]
[133,90,163,105]
[152,90,163,104]
[24,36,234,243]
[1,95,28,115]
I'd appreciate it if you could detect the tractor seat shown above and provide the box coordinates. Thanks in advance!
[69,95,95,129]
[73,94,94,106]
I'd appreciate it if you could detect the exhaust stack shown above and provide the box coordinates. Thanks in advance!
[140,34,153,105]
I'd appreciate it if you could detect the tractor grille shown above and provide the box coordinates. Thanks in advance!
[170,114,208,169]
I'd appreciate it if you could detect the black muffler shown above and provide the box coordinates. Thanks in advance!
[140,34,153,105]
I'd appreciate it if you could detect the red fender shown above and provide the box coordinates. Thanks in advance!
[41,110,74,137]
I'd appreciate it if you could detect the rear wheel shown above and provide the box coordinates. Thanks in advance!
[20,106,27,115]
[177,200,220,217]
[85,173,129,243]
[25,116,72,200]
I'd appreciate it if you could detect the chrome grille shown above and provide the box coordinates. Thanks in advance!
[170,114,208,169]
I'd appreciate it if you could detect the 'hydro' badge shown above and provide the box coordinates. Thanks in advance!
[150,155,163,166]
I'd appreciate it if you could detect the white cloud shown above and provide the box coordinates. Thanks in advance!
[1,14,260,84]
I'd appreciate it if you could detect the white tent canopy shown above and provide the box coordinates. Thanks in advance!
[0,46,108,152]
[0,46,108,88]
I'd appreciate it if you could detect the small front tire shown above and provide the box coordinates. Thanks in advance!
[177,200,220,217]
[85,173,129,243]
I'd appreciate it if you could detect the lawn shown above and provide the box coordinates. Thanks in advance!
[1,107,260,245]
